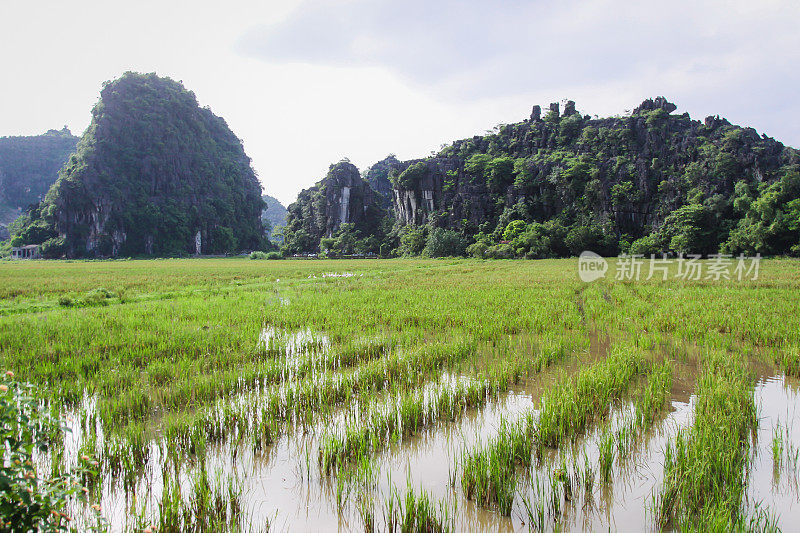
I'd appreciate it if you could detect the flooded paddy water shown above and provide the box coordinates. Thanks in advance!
[51,329,800,532]
[4,258,800,531]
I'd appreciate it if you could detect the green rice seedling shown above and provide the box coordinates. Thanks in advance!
[656,351,758,529]
[520,486,546,533]
[581,452,595,500]
[786,437,800,473]
[460,418,531,515]
[460,346,648,513]
[547,469,562,520]
[598,430,614,484]
[773,346,800,378]
[357,495,376,532]
[156,338,476,471]
[604,360,673,466]
[772,422,785,470]
[614,420,635,460]
[552,458,574,503]
[157,467,245,532]
[634,361,672,430]
[382,484,454,533]
[534,347,647,448]
[319,345,569,474]
[332,451,377,513]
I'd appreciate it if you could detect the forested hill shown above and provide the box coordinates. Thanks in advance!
[0,128,78,234]
[281,161,387,254]
[282,97,800,258]
[261,194,287,241]
[12,72,265,258]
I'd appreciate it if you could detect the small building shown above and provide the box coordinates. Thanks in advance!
[11,244,41,260]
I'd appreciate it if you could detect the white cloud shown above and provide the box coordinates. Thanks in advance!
[1,0,798,206]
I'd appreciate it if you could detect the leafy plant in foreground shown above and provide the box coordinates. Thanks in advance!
[0,371,104,532]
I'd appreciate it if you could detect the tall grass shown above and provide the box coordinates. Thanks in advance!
[319,340,574,473]
[381,485,454,533]
[1,258,798,528]
[461,346,647,514]
[656,351,758,529]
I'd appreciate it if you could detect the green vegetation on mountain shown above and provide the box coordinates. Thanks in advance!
[281,160,389,256]
[0,127,78,236]
[11,72,264,258]
[261,194,287,242]
[363,154,402,206]
[282,98,800,257]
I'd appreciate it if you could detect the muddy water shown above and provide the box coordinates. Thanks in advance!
[365,377,696,532]
[59,343,800,531]
[745,375,800,527]
[220,380,543,532]
[551,398,695,532]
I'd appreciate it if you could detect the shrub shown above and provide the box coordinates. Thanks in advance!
[485,244,515,259]
[629,234,662,256]
[83,288,115,306]
[423,228,468,257]
[512,222,552,259]
[502,220,526,242]
[399,226,426,256]
[250,251,283,260]
[466,242,488,259]
[41,236,67,258]
[391,162,427,189]
[564,224,618,256]
[0,371,103,530]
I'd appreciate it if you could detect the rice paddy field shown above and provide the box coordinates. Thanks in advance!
[1,257,800,531]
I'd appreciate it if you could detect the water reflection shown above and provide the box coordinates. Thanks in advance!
[55,363,800,531]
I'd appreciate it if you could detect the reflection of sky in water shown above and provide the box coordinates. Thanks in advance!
[746,375,800,528]
[58,362,800,531]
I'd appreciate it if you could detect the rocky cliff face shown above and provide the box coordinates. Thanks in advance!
[388,97,793,237]
[14,72,264,257]
[283,97,800,257]
[363,155,402,207]
[282,161,387,253]
[323,161,379,235]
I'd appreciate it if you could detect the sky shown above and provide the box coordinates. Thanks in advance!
[2,0,799,206]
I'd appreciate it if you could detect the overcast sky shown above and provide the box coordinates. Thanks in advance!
[2,0,799,206]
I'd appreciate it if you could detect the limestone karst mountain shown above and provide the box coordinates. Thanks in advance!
[281,160,387,255]
[282,97,800,257]
[261,194,287,242]
[12,72,265,257]
[0,128,78,238]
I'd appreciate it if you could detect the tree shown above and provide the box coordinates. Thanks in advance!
[725,170,800,255]
[512,222,553,259]
[210,226,237,254]
[487,157,515,191]
[320,223,359,256]
[659,203,713,254]
[398,226,426,256]
[423,228,468,257]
